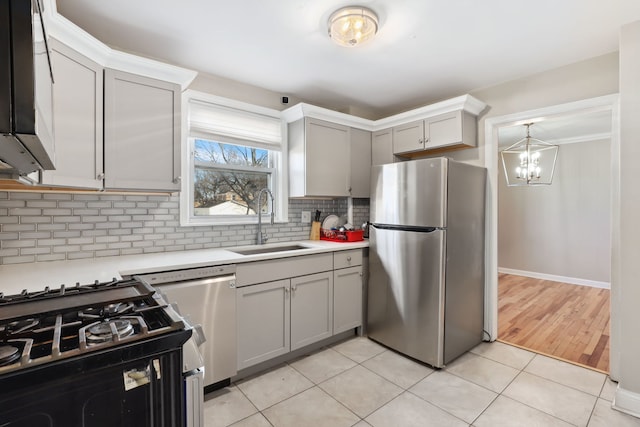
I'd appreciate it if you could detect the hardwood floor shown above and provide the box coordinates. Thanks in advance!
[498,273,610,373]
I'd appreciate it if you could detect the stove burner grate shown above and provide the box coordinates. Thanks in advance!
[0,345,20,366]
[5,318,40,335]
[86,319,135,344]
[80,302,135,319]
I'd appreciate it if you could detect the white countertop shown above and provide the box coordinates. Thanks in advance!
[0,240,368,295]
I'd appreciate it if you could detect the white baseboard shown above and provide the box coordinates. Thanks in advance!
[614,386,640,418]
[498,267,611,289]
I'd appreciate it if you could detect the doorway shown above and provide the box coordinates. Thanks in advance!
[483,94,620,376]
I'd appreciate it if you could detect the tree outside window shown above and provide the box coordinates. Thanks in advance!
[193,139,273,217]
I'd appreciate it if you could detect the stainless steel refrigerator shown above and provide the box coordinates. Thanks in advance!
[367,157,486,368]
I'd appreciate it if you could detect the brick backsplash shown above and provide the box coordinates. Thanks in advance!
[0,192,370,266]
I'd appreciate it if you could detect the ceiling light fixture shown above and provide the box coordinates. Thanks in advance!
[500,123,559,186]
[328,6,378,47]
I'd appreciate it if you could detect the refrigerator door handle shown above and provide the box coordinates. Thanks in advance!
[371,223,440,233]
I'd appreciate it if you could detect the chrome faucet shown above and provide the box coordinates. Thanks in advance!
[256,188,275,245]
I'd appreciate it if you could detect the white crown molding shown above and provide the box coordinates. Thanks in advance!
[42,0,197,90]
[282,94,487,131]
[545,132,612,145]
[374,94,487,130]
[498,131,613,149]
[105,51,197,91]
[281,104,376,130]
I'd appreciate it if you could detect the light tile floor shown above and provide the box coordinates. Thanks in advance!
[203,337,640,427]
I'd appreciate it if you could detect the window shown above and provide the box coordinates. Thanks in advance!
[181,91,287,225]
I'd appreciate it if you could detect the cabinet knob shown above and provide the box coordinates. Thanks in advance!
[97,173,105,180]
[418,138,423,145]
[173,176,182,184]
[346,256,352,262]
[425,137,430,144]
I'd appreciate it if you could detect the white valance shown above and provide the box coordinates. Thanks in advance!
[188,99,282,148]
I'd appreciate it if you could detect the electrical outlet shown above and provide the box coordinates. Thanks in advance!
[301,211,311,223]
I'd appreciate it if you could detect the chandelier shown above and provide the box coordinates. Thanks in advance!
[500,123,559,186]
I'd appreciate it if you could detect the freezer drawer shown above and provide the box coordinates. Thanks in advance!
[367,225,446,367]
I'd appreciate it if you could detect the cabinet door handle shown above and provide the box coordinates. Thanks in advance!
[173,176,182,184]
[346,256,352,262]
[418,138,423,145]
[292,285,297,293]
[97,173,105,180]
[425,137,430,144]
[284,287,289,296]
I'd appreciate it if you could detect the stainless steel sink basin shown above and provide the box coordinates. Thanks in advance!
[230,244,309,256]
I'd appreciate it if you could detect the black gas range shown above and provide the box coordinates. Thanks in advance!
[0,277,193,427]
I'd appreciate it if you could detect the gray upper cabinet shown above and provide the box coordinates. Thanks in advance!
[104,69,181,191]
[289,118,350,197]
[393,110,477,156]
[283,96,484,196]
[372,128,394,166]
[349,128,371,197]
[40,40,103,189]
[392,120,425,155]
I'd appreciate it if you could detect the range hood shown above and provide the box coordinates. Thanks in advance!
[0,0,55,178]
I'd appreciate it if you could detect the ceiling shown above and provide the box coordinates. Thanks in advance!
[55,0,640,118]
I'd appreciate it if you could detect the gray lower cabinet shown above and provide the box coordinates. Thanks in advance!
[290,272,334,351]
[40,39,103,189]
[104,69,181,191]
[236,249,364,370]
[333,249,363,334]
[333,266,363,334]
[236,279,291,370]
[237,272,334,369]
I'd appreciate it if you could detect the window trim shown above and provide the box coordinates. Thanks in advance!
[180,90,288,226]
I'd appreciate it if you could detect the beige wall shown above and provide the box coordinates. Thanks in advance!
[188,72,381,119]
[435,52,620,166]
[498,139,611,283]
[188,72,302,111]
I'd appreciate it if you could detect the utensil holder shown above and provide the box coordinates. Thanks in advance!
[310,221,321,240]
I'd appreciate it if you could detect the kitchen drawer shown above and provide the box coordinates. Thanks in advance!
[236,253,333,287]
[333,249,362,269]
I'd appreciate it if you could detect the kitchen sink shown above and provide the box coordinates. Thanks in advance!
[230,244,310,256]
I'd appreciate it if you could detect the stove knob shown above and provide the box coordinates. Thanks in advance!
[191,324,206,347]
[169,302,182,315]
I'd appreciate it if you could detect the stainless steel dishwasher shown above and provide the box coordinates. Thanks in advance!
[137,265,237,389]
